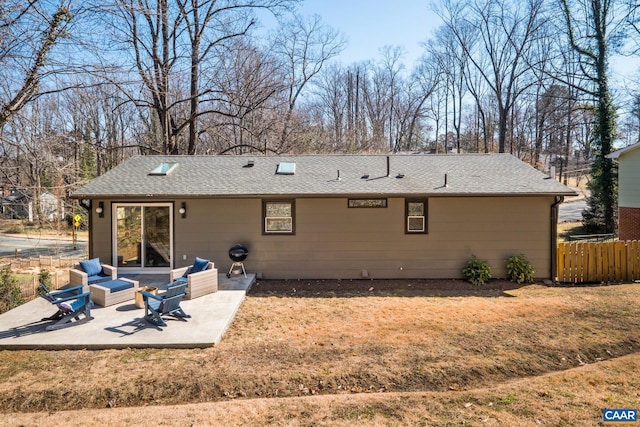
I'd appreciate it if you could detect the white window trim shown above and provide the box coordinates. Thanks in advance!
[265,217,293,233]
[263,200,295,235]
[407,215,425,232]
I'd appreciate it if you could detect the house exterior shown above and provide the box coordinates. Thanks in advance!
[0,189,29,219]
[1,189,64,221]
[72,154,575,280]
[607,142,640,240]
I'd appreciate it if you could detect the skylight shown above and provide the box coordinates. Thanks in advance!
[149,162,178,176]
[276,162,296,175]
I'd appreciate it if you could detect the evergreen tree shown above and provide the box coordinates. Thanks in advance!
[583,89,618,234]
[559,0,619,234]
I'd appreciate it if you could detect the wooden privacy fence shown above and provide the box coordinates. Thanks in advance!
[557,241,640,283]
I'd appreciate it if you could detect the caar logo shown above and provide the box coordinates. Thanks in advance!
[603,409,638,424]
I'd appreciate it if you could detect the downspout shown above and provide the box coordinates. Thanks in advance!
[550,196,564,282]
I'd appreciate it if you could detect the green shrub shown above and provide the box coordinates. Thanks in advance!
[506,254,535,283]
[461,255,492,285]
[39,269,52,294]
[0,266,24,314]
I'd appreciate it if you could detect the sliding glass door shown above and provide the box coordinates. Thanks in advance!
[114,203,172,271]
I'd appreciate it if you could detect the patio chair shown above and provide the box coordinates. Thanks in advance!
[40,283,94,331]
[142,281,191,327]
[69,257,117,288]
[169,256,218,299]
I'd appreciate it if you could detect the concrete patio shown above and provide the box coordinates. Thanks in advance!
[0,273,255,350]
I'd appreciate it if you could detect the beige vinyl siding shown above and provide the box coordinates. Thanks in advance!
[181,196,553,279]
[91,196,554,279]
[91,200,112,263]
[618,148,640,208]
[173,199,260,262]
[430,197,551,278]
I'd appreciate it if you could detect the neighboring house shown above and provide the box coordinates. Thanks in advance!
[607,142,640,240]
[0,189,64,221]
[1,189,30,219]
[72,154,576,280]
[37,192,65,222]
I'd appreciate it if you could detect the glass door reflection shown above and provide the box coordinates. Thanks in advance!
[115,204,172,269]
[116,206,142,267]
[144,206,170,267]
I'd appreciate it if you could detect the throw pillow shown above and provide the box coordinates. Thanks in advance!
[59,302,73,312]
[80,258,102,276]
[191,257,210,274]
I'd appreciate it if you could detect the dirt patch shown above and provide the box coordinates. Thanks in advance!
[249,278,526,297]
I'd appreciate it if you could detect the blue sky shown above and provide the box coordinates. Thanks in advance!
[291,0,638,82]
[295,0,440,67]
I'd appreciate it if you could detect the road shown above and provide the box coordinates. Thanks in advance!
[558,200,588,222]
[0,235,88,258]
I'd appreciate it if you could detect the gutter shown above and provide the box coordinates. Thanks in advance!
[550,196,564,281]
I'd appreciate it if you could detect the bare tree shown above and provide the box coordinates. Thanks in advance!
[204,39,284,154]
[313,64,348,150]
[378,46,405,152]
[426,24,468,153]
[271,14,345,153]
[102,0,297,155]
[0,0,73,127]
[402,57,440,152]
[437,0,544,153]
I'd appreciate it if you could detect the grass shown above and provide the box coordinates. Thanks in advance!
[10,273,33,282]
[558,221,587,242]
[1,280,639,425]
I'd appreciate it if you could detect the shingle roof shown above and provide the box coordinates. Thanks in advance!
[606,142,640,159]
[72,154,576,199]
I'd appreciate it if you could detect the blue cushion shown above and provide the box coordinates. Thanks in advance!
[190,257,209,274]
[80,258,102,277]
[99,279,133,293]
[87,275,111,285]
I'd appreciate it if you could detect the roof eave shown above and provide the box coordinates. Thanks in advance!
[607,141,640,159]
[71,190,578,199]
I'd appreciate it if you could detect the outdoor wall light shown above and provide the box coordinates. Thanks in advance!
[179,202,187,218]
[96,201,104,218]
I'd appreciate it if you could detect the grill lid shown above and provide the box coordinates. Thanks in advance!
[228,244,248,262]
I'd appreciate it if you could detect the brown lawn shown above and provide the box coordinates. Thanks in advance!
[1,279,639,426]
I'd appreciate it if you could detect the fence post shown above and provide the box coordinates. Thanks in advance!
[634,241,639,281]
[557,243,564,282]
[570,242,579,283]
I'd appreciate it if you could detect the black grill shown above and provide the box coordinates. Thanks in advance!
[227,244,248,278]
